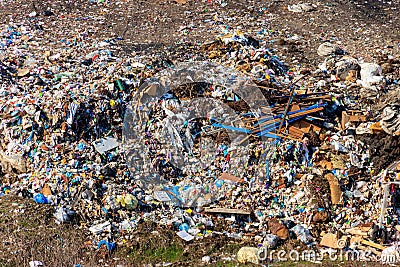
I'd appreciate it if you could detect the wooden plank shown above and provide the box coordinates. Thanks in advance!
[345,228,368,236]
[255,107,324,131]
[292,120,321,134]
[361,239,386,250]
[281,126,306,140]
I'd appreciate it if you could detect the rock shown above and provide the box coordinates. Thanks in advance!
[237,247,259,264]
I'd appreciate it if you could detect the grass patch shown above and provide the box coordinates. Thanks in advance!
[148,243,182,262]
[129,242,183,263]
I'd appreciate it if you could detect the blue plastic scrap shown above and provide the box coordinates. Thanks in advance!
[211,123,251,133]
[34,193,48,204]
[98,240,116,251]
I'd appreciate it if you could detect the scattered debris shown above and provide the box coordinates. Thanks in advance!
[1,0,400,266]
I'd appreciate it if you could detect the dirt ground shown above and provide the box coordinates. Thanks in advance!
[0,0,399,266]
[1,0,399,60]
[0,195,386,267]
[0,195,256,266]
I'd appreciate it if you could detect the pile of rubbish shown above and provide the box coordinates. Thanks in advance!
[1,7,400,266]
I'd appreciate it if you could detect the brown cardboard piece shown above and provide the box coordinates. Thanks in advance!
[341,110,367,130]
[320,233,339,248]
[325,173,342,204]
[219,173,244,183]
[42,183,52,196]
[268,218,289,240]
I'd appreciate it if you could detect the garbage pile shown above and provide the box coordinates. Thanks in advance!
[1,9,400,266]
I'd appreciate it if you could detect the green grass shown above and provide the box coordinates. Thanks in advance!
[146,243,183,262]
[128,241,183,263]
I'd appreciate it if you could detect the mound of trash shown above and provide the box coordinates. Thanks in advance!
[1,0,400,266]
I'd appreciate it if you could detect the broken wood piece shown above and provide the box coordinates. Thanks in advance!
[345,228,368,236]
[370,121,384,134]
[284,125,306,139]
[356,223,373,232]
[368,247,382,256]
[291,119,321,134]
[361,239,386,250]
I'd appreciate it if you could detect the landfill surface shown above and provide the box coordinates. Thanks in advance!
[1,0,400,266]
